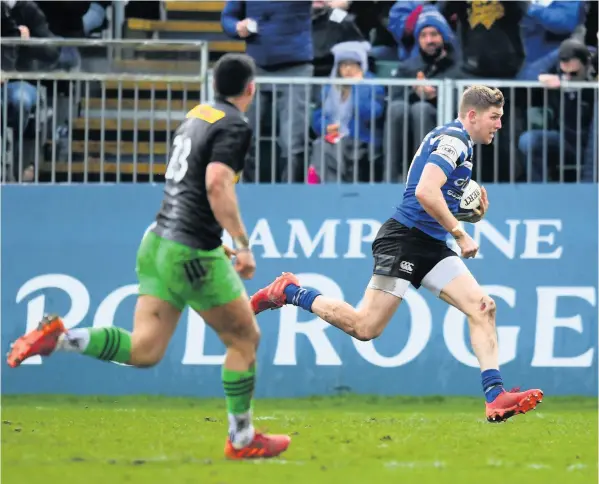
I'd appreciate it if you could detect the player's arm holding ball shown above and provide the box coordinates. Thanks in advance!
[206,121,255,279]
[415,149,480,259]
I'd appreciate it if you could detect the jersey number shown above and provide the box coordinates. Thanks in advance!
[165,135,191,183]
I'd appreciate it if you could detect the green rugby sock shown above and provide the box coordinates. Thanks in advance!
[223,364,256,447]
[222,364,256,415]
[58,327,132,363]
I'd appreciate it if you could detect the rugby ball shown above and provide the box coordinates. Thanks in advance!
[459,180,482,210]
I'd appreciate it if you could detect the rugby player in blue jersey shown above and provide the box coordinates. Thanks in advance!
[250,85,543,422]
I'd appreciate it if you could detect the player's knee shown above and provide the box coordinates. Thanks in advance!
[353,316,383,342]
[469,296,496,325]
[234,318,261,345]
[130,335,167,368]
[130,351,164,368]
[222,317,261,349]
[353,326,382,342]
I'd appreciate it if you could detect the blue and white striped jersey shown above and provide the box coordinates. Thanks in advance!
[393,118,474,240]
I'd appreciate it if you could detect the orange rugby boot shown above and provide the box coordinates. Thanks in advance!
[250,272,299,315]
[7,314,66,368]
[486,387,544,422]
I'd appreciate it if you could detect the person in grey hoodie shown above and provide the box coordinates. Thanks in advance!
[310,41,386,183]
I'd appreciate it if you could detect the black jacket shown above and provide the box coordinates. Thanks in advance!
[440,1,528,78]
[312,7,365,77]
[393,44,461,105]
[10,1,60,67]
[1,2,20,71]
[36,1,91,38]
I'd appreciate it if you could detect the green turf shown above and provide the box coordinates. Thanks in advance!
[2,395,597,484]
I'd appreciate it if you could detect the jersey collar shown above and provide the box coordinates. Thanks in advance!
[453,118,474,150]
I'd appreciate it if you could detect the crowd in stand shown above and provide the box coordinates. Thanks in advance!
[222,0,598,183]
[1,1,597,183]
[1,1,110,180]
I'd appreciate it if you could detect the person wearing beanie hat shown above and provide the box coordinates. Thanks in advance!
[414,7,456,53]
[309,41,386,182]
[385,6,461,181]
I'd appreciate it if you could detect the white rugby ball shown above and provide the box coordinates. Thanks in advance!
[459,180,482,210]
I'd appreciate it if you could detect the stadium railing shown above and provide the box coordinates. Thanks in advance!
[0,42,596,184]
[0,38,210,183]
[451,79,598,184]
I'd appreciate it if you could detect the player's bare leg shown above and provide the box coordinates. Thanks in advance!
[129,296,181,366]
[440,272,543,422]
[310,285,401,341]
[251,272,401,341]
[199,295,290,459]
[7,295,181,368]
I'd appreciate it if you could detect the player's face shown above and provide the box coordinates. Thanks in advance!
[475,107,503,145]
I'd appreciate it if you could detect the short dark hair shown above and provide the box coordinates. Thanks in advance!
[459,85,504,115]
[558,39,590,65]
[213,53,256,97]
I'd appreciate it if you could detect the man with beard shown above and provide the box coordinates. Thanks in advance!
[386,7,461,181]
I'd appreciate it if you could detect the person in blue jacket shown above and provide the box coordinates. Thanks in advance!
[221,1,313,182]
[520,1,586,71]
[310,41,385,183]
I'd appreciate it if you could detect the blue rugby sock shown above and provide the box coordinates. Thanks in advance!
[482,369,504,403]
[284,284,321,312]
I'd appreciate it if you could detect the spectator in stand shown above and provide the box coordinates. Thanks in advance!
[9,1,63,71]
[388,1,427,61]
[312,0,365,79]
[440,1,528,79]
[35,1,111,68]
[582,33,598,183]
[310,41,385,183]
[518,38,597,182]
[36,1,93,37]
[519,0,586,76]
[347,1,398,61]
[386,7,460,181]
[82,2,109,36]
[439,1,528,182]
[584,0,598,47]
[222,0,313,183]
[1,1,39,182]
[387,1,449,61]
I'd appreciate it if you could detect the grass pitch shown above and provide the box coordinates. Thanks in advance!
[2,394,597,484]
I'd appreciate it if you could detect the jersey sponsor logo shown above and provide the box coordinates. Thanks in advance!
[432,135,467,166]
[434,147,458,165]
[399,261,414,274]
[186,104,226,124]
[447,189,462,200]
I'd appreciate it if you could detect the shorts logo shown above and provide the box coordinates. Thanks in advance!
[399,261,414,274]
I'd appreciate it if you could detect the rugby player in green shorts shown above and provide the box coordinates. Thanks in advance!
[7,53,291,460]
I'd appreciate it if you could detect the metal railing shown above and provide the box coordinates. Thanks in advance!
[452,79,598,184]
[0,38,210,183]
[0,37,210,76]
[0,66,596,184]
